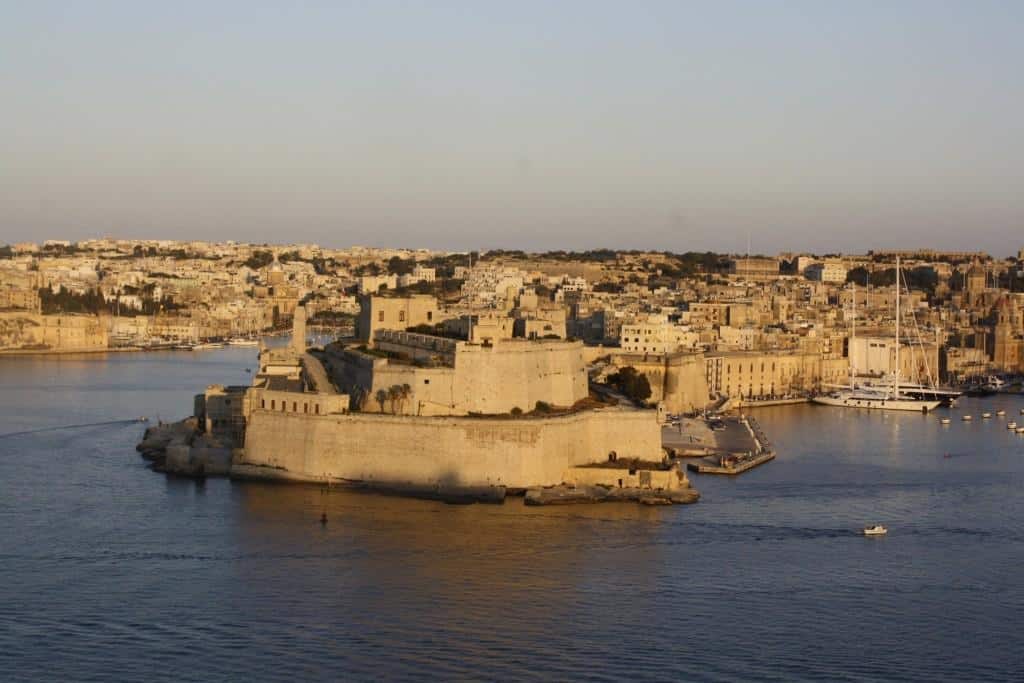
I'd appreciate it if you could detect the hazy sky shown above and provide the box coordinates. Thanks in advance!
[2,1,1022,254]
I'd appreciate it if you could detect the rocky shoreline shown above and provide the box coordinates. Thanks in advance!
[136,419,232,477]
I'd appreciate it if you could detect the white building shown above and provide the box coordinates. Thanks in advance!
[358,274,398,294]
[805,260,847,284]
[620,317,699,354]
[397,266,436,288]
[560,276,589,293]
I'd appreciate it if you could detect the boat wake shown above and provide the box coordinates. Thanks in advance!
[0,418,146,441]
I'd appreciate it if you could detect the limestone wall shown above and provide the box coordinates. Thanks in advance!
[324,338,589,416]
[238,407,661,489]
[613,351,711,413]
[563,466,684,491]
[357,294,438,343]
[249,388,349,418]
[451,340,588,414]
[0,312,107,352]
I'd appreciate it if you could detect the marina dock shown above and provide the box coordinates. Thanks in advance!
[666,413,777,475]
[687,449,776,474]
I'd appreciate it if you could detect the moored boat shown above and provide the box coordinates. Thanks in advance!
[863,525,888,536]
[812,258,941,415]
[813,390,941,413]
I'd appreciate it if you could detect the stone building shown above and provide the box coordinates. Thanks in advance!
[222,295,665,494]
[988,296,1023,372]
[705,350,848,401]
[0,312,108,352]
[356,294,439,344]
[620,317,699,354]
[849,336,941,382]
[805,260,847,284]
[324,330,588,417]
[728,257,780,282]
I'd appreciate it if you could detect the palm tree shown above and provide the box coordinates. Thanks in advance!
[375,389,388,413]
[387,385,401,414]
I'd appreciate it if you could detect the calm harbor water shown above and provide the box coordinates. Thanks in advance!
[2,349,1023,681]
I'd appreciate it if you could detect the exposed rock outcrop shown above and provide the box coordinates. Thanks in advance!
[136,418,231,477]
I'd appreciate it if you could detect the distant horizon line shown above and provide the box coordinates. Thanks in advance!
[4,237,1017,260]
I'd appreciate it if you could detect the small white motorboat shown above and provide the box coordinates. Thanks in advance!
[982,412,992,419]
[1017,427,1024,434]
[996,410,1006,416]
[863,525,888,536]
[940,418,951,425]
[1007,422,1017,430]
[962,415,973,421]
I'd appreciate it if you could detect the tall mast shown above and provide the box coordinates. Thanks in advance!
[850,282,856,390]
[894,256,901,395]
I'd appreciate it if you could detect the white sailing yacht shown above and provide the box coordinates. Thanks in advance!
[813,257,942,413]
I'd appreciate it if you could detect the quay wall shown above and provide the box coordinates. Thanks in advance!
[237,407,662,489]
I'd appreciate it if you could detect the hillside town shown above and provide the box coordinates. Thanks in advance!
[4,239,1024,413]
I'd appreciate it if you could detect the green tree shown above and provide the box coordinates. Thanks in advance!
[244,250,274,270]
[609,366,653,405]
[387,256,416,276]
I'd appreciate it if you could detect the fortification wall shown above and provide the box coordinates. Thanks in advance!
[614,352,710,413]
[322,339,588,416]
[237,407,661,489]
[452,340,588,414]
[0,312,108,352]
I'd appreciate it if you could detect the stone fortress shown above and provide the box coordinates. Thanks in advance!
[175,296,698,504]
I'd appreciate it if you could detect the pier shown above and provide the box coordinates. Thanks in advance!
[670,413,777,476]
[687,450,776,475]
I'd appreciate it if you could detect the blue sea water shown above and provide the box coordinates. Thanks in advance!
[1,349,1023,681]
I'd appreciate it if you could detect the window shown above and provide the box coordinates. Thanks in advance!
[304,403,308,414]
[427,311,433,321]
[424,379,430,385]
[315,404,320,414]
[271,400,275,410]
[293,402,297,412]
[261,399,265,409]
[399,310,405,322]
[378,311,384,322]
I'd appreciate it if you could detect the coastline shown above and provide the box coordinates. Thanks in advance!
[0,347,143,357]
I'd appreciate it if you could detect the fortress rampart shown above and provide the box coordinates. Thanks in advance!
[234,406,661,490]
